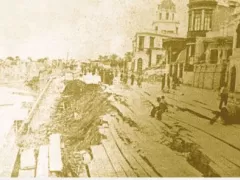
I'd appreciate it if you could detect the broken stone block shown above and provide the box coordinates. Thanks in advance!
[20,148,36,170]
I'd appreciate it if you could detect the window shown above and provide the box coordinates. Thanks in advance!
[194,10,201,31]
[156,55,162,64]
[172,13,174,20]
[176,27,178,34]
[159,13,162,20]
[166,12,169,20]
[210,49,218,64]
[138,36,145,51]
[150,37,155,48]
[189,12,192,30]
[204,10,212,31]
[155,26,158,31]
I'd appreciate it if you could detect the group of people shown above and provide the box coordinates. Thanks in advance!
[150,96,168,120]
[98,68,114,85]
[161,73,180,91]
[120,72,143,87]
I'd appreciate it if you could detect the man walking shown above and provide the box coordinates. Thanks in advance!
[167,74,171,90]
[219,83,229,110]
[161,74,166,91]
[130,73,135,86]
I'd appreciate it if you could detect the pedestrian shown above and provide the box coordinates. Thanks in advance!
[167,74,171,90]
[219,83,229,110]
[109,71,114,85]
[161,74,166,91]
[156,96,168,120]
[150,97,161,117]
[137,74,143,87]
[130,73,135,85]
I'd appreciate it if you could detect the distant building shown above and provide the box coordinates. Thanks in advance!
[163,37,187,81]
[183,0,235,89]
[132,0,180,74]
[221,0,240,92]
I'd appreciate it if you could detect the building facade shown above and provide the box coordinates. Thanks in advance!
[222,0,240,92]
[184,0,235,89]
[132,0,180,74]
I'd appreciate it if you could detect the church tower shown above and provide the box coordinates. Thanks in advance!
[152,0,180,35]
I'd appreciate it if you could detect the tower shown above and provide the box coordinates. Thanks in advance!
[153,0,179,35]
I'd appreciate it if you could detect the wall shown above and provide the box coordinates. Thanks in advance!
[151,49,166,66]
[229,48,240,92]
[133,51,149,72]
[183,71,194,85]
[192,64,224,90]
[212,5,232,32]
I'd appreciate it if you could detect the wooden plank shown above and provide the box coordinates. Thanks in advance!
[49,134,63,172]
[20,148,36,170]
[102,139,127,177]
[106,124,138,177]
[36,145,49,177]
[18,170,35,177]
[113,120,159,177]
[110,115,202,177]
[89,145,117,177]
[107,125,148,177]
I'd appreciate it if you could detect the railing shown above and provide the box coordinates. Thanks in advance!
[0,76,56,177]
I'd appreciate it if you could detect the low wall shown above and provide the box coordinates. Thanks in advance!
[0,76,55,177]
[183,71,194,85]
[192,64,225,90]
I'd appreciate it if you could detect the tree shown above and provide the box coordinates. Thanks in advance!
[103,55,108,62]
[98,55,103,62]
[6,56,14,61]
[109,54,118,67]
[110,54,118,61]
[124,52,133,62]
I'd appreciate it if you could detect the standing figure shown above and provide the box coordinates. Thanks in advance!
[130,73,135,85]
[137,74,143,87]
[236,22,240,48]
[156,96,168,120]
[219,83,229,110]
[109,71,114,85]
[161,74,166,91]
[167,74,171,90]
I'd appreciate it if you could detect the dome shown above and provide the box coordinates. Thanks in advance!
[159,0,176,11]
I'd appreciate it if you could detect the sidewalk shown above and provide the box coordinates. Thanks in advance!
[140,82,240,119]
[105,79,240,176]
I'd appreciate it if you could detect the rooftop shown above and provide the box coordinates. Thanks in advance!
[159,0,176,11]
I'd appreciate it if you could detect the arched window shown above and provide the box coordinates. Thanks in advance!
[172,13,174,20]
[166,12,169,20]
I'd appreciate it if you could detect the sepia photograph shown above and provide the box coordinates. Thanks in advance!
[0,0,239,178]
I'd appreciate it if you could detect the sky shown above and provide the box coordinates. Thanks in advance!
[0,0,188,60]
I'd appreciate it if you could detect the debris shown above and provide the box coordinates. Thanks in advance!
[20,148,36,170]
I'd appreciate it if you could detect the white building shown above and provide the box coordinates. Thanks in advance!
[218,0,240,92]
[132,0,180,74]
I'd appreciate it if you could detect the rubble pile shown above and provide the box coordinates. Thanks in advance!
[48,79,111,176]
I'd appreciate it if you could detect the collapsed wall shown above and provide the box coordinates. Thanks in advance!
[47,79,112,176]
